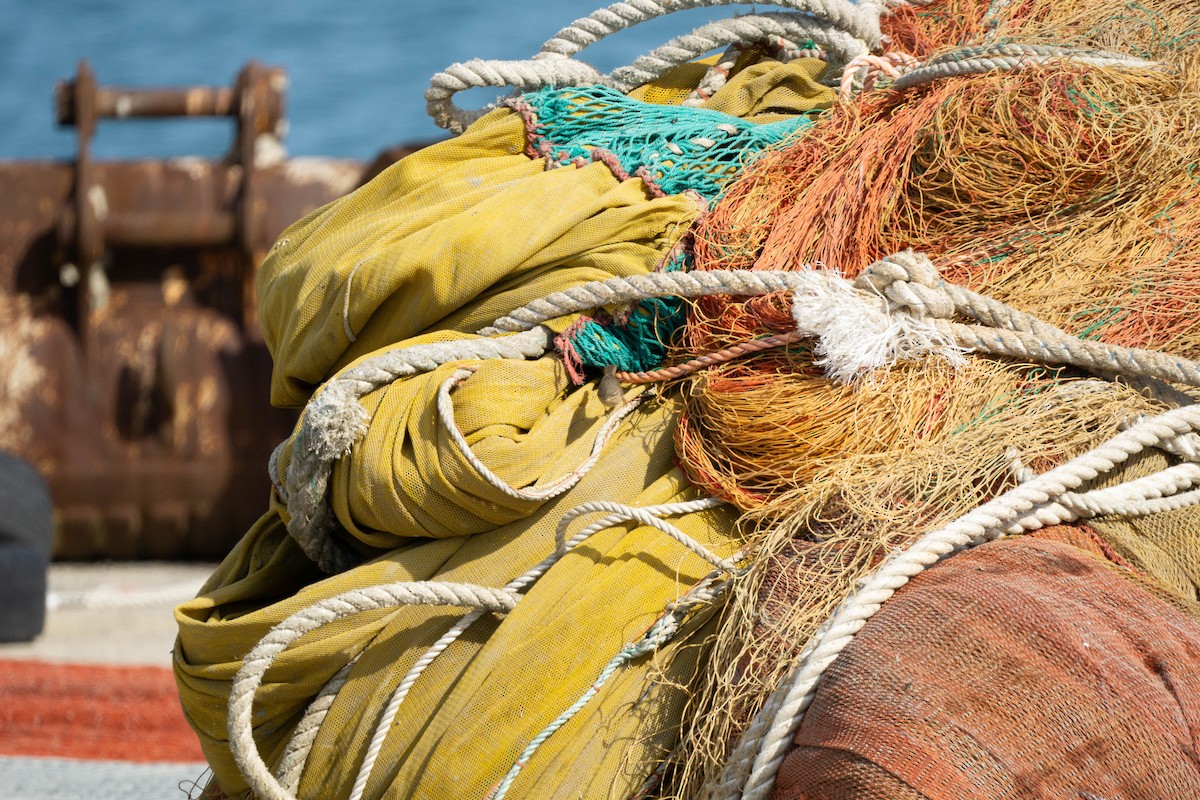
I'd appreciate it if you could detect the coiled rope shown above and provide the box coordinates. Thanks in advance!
[230,498,731,800]
[426,0,883,134]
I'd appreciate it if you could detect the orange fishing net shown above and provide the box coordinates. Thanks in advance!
[662,0,1200,794]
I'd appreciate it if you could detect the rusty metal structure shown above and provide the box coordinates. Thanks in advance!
[0,62,408,559]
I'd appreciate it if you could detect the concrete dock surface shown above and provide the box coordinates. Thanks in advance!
[0,561,216,800]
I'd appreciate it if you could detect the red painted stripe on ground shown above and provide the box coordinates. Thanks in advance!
[0,659,204,762]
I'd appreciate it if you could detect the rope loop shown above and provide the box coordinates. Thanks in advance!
[229,582,521,800]
[426,57,607,135]
[427,0,885,134]
[538,1,881,58]
[436,366,645,503]
[838,51,919,98]
[608,13,870,93]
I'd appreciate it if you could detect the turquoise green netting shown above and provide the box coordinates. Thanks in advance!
[519,84,813,374]
[519,84,813,201]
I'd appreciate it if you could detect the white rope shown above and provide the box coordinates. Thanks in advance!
[684,41,745,106]
[487,567,735,800]
[344,496,729,800]
[704,403,1200,800]
[274,658,358,793]
[891,43,1162,91]
[482,266,964,383]
[478,268,849,334]
[838,51,919,98]
[288,254,1200,575]
[436,366,645,502]
[539,0,880,57]
[426,57,607,135]
[554,498,737,571]
[228,581,520,800]
[1123,415,1200,461]
[427,0,884,134]
[608,13,869,92]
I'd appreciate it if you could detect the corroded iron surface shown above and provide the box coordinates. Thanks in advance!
[0,62,399,559]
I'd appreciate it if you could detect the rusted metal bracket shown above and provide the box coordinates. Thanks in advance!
[53,60,286,271]
[0,62,382,559]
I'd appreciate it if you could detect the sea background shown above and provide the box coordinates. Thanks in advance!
[0,0,742,162]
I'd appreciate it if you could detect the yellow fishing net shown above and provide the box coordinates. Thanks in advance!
[175,54,836,800]
[259,58,834,408]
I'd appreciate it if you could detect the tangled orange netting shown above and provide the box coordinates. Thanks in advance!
[659,0,1200,795]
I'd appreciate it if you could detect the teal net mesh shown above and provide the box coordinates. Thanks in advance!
[517,84,814,201]
[559,250,690,378]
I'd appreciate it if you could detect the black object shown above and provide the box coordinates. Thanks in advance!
[0,545,49,642]
[0,451,53,642]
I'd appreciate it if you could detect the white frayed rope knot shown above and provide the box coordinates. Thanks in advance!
[790,261,965,384]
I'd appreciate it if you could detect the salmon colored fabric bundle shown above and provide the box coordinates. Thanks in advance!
[776,537,1200,799]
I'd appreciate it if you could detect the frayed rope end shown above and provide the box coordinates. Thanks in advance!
[304,382,371,462]
[791,270,965,384]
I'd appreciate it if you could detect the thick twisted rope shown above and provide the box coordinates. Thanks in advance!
[427,0,883,134]
[484,265,966,385]
[705,403,1200,800]
[287,254,1200,574]
[608,13,869,92]
[857,251,1200,389]
[228,582,521,800]
[838,51,919,98]
[684,42,747,106]
[274,659,357,793]
[538,0,881,58]
[479,269,835,334]
[426,57,607,134]
[891,43,1162,91]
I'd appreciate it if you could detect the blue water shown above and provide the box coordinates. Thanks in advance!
[0,0,744,163]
